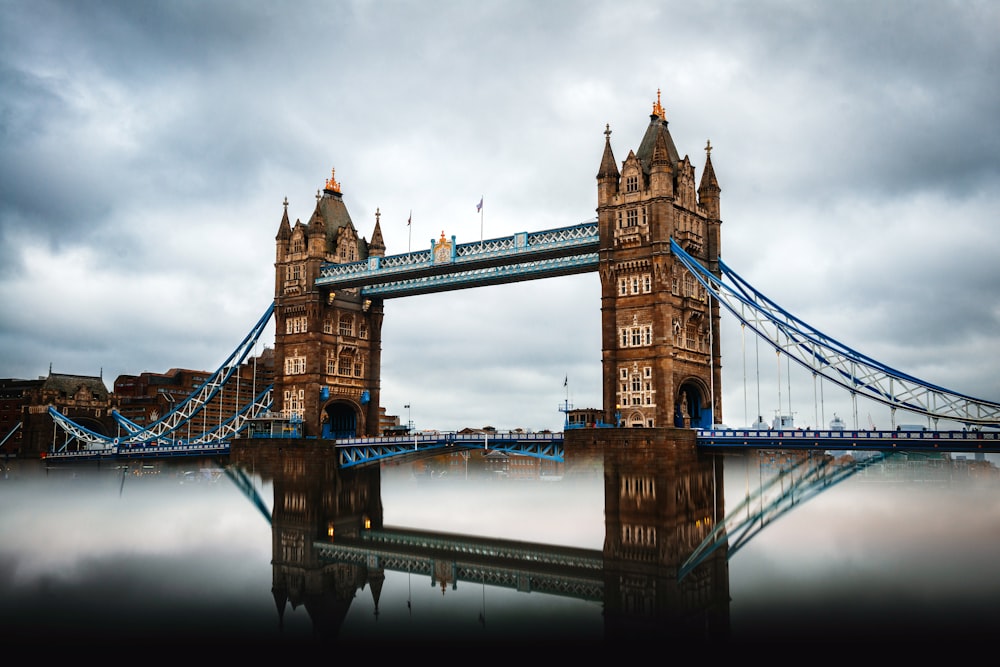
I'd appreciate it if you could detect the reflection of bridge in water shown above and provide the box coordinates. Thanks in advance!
[229,438,733,640]
[317,527,605,602]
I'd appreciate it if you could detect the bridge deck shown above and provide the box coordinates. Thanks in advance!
[38,427,1000,462]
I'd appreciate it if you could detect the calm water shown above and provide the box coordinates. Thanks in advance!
[1,441,998,650]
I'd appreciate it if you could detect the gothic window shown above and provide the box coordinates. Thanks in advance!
[291,237,304,253]
[284,354,306,375]
[631,277,639,294]
[626,208,638,227]
[684,274,695,298]
[619,278,627,296]
[283,388,304,417]
[323,318,333,334]
[641,206,647,226]
[285,316,307,334]
[326,355,336,375]
[338,351,354,376]
[358,320,368,339]
[625,174,639,193]
[339,315,353,337]
[621,329,629,347]
[287,264,302,282]
[643,274,652,293]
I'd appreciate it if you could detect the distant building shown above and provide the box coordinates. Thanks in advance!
[18,371,116,457]
[0,377,43,456]
[114,347,274,431]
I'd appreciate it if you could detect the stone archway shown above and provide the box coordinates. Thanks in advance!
[624,410,646,428]
[322,400,362,439]
[674,379,712,429]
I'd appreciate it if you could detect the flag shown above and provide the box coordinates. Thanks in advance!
[407,211,411,226]
[563,375,568,388]
[476,196,483,213]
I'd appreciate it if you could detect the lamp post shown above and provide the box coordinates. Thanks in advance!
[616,404,621,428]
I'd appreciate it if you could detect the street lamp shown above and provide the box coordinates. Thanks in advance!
[616,404,621,428]
[404,403,411,434]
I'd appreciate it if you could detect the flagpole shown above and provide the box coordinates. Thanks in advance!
[479,195,483,245]
[408,210,412,254]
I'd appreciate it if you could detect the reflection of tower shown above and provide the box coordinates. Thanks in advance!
[600,438,730,640]
[231,442,383,638]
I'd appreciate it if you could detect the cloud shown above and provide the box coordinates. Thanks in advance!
[1,0,998,432]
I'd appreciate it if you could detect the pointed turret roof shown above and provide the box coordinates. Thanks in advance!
[276,197,292,241]
[316,168,369,259]
[597,123,620,180]
[635,89,680,173]
[698,140,721,193]
[368,208,386,257]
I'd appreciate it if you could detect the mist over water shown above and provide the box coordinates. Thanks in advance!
[0,446,997,649]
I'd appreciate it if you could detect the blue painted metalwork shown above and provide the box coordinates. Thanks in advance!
[316,221,599,297]
[335,431,564,468]
[670,239,1000,427]
[48,301,275,453]
[694,427,1000,452]
[678,450,895,581]
[224,466,271,525]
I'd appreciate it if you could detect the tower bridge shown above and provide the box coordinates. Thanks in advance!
[42,92,1000,459]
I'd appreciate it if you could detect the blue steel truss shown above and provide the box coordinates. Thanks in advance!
[335,432,564,468]
[48,303,276,451]
[670,239,1000,427]
[316,221,599,297]
[678,450,895,581]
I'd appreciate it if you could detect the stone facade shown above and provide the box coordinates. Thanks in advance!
[272,170,385,438]
[597,92,723,429]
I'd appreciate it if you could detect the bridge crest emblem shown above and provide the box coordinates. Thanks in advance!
[433,231,454,264]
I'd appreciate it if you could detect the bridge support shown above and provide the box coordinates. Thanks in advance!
[272,176,386,438]
[596,92,723,429]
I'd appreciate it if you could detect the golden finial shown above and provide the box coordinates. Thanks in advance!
[705,139,712,155]
[325,168,341,193]
[652,88,665,119]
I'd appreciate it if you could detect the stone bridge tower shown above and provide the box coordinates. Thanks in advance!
[597,91,723,429]
[273,170,385,438]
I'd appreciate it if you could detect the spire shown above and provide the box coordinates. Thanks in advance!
[652,87,665,120]
[323,168,341,195]
[651,129,673,169]
[276,196,292,240]
[698,139,721,194]
[308,195,326,235]
[369,208,386,257]
[698,139,721,219]
[597,123,620,181]
[636,89,679,173]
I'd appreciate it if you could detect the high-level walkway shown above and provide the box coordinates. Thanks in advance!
[316,222,599,297]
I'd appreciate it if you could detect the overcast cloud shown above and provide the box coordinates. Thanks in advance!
[1,0,998,433]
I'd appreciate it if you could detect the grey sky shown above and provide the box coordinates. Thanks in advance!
[2,0,998,432]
